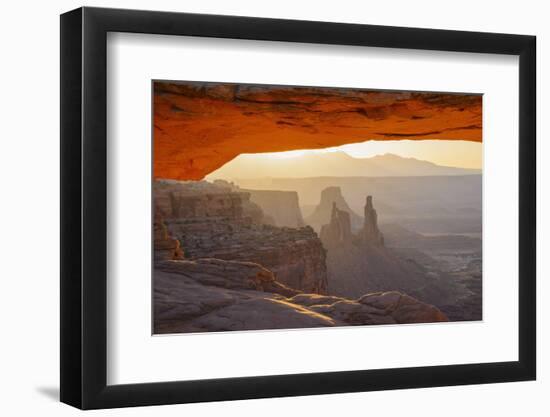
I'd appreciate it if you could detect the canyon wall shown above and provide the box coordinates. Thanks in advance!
[155,180,270,224]
[154,180,328,294]
[168,219,328,294]
[234,175,482,234]
[245,189,305,228]
[360,196,385,246]
[153,209,184,262]
[319,190,455,305]
[320,203,352,246]
[152,181,455,332]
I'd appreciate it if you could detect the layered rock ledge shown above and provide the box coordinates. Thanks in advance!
[154,258,447,334]
[155,180,328,294]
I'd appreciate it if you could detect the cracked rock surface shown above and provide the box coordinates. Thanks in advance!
[154,259,448,334]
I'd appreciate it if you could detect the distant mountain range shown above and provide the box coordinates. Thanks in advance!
[208,152,481,179]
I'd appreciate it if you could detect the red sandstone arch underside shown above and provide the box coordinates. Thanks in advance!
[154,82,482,180]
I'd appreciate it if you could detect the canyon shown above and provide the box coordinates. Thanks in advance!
[152,178,468,332]
[155,180,327,294]
[316,189,481,320]
[151,81,482,333]
[233,174,482,234]
[318,191,443,301]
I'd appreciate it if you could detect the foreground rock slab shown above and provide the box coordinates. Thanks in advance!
[154,258,448,334]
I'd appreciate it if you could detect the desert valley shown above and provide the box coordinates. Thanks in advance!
[153,153,481,333]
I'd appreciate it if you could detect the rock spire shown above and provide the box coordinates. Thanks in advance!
[320,202,352,247]
[361,195,384,246]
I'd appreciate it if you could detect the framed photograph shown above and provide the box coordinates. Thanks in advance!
[60,6,536,409]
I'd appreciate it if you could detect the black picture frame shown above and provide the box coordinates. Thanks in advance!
[60,6,536,410]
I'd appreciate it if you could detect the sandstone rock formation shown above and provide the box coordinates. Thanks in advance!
[356,291,448,323]
[245,189,305,228]
[316,190,384,250]
[168,220,328,294]
[232,174,482,234]
[156,258,299,297]
[153,208,184,261]
[318,192,455,306]
[360,195,384,246]
[320,203,352,247]
[305,186,363,232]
[292,291,447,325]
[153,82,482,180]
[154,259,448,334]
[154,180,328,294]
[155,180,245,219]
[208,180,304,227]
[155,179,274,225]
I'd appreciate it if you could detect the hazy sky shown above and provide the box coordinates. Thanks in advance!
[224,140,482,169]
[343,140,481,168]
[206,139,482,180]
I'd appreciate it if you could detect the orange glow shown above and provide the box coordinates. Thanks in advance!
[154,82,482,180]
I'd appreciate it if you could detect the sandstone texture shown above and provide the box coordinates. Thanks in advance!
[320,194,384,249]
[154,180,328,294]
[208,180,303,227]
[167,220,328,294]
[153,208,184,261]
[320,203,352,246]
[155,180,267,224]
[154,259,448,334]
[361,195,385,246]
[153,82,481,180]
[156,258,299,297]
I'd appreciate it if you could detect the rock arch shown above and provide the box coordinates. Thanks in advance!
[154,82,482,180]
